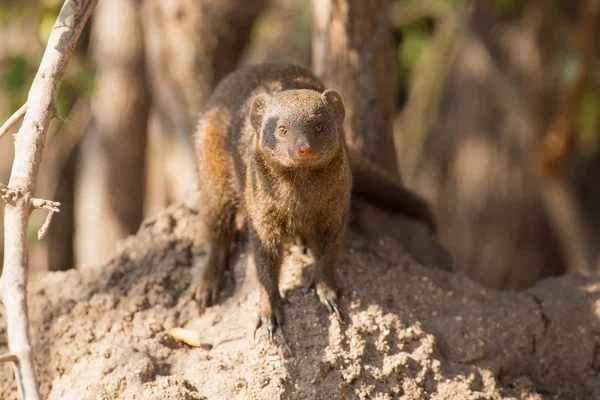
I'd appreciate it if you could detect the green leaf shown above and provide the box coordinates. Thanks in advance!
[398,24,432,80]
[576,87,600,156]
[561,55,580,84]
[493,0,528,13]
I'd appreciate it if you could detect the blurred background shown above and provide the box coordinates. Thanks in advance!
[0,0,599,291]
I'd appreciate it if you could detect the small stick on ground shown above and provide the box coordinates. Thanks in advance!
[169,327,213,350]
[0,354,18,364]
[0,1,98,400]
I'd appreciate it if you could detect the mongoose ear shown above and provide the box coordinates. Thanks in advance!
[250,93,270,132]
[321,89,345,125]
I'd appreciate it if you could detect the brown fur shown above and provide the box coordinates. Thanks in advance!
[193,62,435,338]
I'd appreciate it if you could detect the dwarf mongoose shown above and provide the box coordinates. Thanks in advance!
[194,62,436,341]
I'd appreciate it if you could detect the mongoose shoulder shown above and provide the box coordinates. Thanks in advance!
[193,61,436,343]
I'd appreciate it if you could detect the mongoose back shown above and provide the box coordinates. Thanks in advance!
[194,62,436,342]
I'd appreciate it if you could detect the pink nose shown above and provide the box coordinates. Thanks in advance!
[297,145,312,158]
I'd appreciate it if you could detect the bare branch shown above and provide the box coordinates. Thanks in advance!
[0,1,98,399]
[0,103,27,141]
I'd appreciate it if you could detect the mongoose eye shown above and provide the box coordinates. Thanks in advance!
[315,123,323,133]
[278,126,287,136]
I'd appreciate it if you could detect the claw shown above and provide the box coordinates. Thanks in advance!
[316,282,345,322]
[323,298,333,314]
[267,325,275,341]
[268,308,284,340]
[194,279,220,313]
[329,300,344,322]
[253,306,292,355]
[277,329,293,357]
[253,316,263,340]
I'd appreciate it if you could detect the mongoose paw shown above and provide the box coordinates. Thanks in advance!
[253,306,293,356]
[316,283,344,322]
[193,279,220,313]
[254,306,284,340]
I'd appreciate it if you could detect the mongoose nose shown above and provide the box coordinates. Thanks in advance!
[297,144,312,158]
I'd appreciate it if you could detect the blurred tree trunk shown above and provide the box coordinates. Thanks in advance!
[75,0,150,267]
[39,100,90,272]
[410,3,573,289]
[47,146,77,271]
[311,0,452,271]
[240,0,313,68]
[143,0,267,206]
[312,0,399,177]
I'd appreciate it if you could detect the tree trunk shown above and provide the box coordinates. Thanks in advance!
[46,148,76,272]
[310,0,453,270]
[240,0,313,68]
[75,0,150,267]
[312,0,399,176]
[411,6,567,290]
[143,0,267,206]
[31,98,89,273]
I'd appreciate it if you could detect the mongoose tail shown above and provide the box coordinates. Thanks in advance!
[348,150,438,234]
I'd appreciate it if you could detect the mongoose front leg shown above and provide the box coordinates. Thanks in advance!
[193,189,236,311]
[249,227,285,341]
[308,224,345,321]
[195,231,233,310]
[194,112,237,312]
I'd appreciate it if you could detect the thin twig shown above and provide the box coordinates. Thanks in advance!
[0,1,98,400]
[0,183,9,203]
[31,198,61,213]
[36,210,56,240]
[54,112,74,123]
[31,198,61,240]
[0,183,20,206]
[0,103,27,141]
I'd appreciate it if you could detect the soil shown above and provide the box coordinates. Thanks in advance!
[1,204,599,399]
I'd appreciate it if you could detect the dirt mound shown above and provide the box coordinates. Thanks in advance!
[1,205,599,399]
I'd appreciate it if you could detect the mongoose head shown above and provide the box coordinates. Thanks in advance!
[249,89,345,168]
